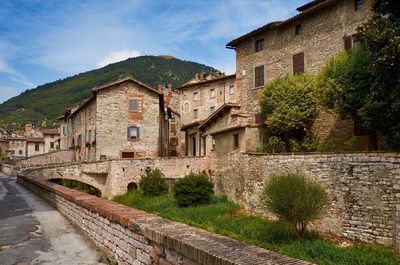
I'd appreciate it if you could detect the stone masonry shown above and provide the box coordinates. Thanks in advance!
[17,174,313,265]
[213,152,400,251]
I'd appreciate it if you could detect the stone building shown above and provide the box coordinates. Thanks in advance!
[225,0,374,150]
[42,128,60,153]
[59,77,177,161]
[178,72,240,156]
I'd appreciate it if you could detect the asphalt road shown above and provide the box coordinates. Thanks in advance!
[0,174,105,265]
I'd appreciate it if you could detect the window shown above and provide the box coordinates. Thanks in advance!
[355,0,363,11]
[344,34,360,50]
[127,126,140,140]
[87,130,91,143]
[295,24,302,35]
[210,106,215,113]
[35,143,40,151]
[193,92,199,101]
[50,142,54,149]
[255,38,264,52]
[254,65,265,87]
[19,150,22,155]
[233,134,239,149]
[11,150,15,155]
[193,109,198,119]
[210,88,216,98]
[212,137,216,150]
[50,135,54,139]
[129,98,138,112]
[229,85,235,95]
[293,52,305,74]
[77,134,82,146]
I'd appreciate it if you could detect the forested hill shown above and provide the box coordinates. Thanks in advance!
[0,55,215,129]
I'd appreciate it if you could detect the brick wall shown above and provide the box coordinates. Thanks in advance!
[213,152,400,251]
[17,174,312,265]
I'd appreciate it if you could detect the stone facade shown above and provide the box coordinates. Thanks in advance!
[226,0,374,150]
[59,77,174,161]
[18,174,313,265]
[42,128,60,153]
[213,152,400,250]
[179,73,237,156]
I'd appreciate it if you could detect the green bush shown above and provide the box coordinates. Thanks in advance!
[173,172,214,207]
[259,74,318,135]
[257,136,286,153]
[261,172,328,238]
[139,168,168,197]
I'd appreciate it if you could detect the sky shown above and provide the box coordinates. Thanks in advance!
[0,0,308,104]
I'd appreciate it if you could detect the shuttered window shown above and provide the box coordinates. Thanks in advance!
[293,52,305,74]
[254,65,264,87]
[344,35,353,50]
[355,0,363,11]
[127,126,140,140]
[255,38,264,52]
[129,99,138,112]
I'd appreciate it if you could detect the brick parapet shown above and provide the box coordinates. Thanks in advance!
[17,174,313,265]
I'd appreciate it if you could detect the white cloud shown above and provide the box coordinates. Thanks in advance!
[0,86,20,103]
[96,49,141,68]
[0,55,35,87]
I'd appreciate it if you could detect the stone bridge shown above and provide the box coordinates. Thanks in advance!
[22,157,212,199]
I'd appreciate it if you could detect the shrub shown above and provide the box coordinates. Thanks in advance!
[259,74,318,135]
[261,172,328,239]
[257,136,286,153]
[173,172,214,207]
[139,168,168,197]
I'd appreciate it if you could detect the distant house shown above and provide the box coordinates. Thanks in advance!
[58,77,177,161]
[225,0,375,150]
[42,128,60,153]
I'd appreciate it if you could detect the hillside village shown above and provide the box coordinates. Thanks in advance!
[2,1,400,265]
[1,0,375,161]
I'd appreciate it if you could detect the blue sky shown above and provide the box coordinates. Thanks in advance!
[0,0,307,103]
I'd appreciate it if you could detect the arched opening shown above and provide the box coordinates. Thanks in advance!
[49,178,101,197]
[127,182,138,192]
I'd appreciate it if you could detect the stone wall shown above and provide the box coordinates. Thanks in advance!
[17,174,311,265]
[15,150,75,169]
[213,152,400,251]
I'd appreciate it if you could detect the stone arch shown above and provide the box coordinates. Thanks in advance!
[127,182,138,191]
[48,178,102,197]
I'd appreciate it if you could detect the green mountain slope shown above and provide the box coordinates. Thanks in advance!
[0,56,215,128]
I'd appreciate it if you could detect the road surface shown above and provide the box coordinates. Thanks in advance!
[0,174,105,265]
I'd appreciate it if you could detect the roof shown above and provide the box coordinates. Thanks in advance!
[42,128,60,135]
[198,103,240,130]
[92,76,161,95]
[180,121,202,131]
[210,125,247,136]
[226,0,339,48]
[26,137,44,143]
[179,74,236,89]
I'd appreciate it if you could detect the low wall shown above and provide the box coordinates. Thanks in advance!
[17,174,311,265]
[0,163,14,175]
[16,150,75,169]
[213,152,400,252]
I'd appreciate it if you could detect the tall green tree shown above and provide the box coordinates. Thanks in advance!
[357,0,400,149]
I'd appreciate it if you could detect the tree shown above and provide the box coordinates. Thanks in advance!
[259,74,318,135]
[356,0,400,150]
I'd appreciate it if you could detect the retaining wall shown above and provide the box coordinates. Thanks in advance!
[15,150,75,169]
[213,152,400,252]
[17,174,311,265]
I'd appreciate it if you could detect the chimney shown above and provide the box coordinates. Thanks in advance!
[156,83,163,93]
[25,123,33,133]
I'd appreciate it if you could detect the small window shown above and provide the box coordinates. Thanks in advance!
[50,135,54,139]
[127,126,140,140]
[293,52,305,74]
[11,150,15,155]
[233,134,239,149]
[255,38,264,52]
[77,134,82,146]
[212,137,216,150]
[62,126,68,136]
[50,142,54,149]
[210,88,216,98]
[295,24,302,35]
[229,85,235,95]
[35,143,40,151]
[129,98,138,112]
[193,92,199,101]
[210,106,215,113]
[355,0,363,11]
[193,109,198,119]
[254,65,265,87]
[19,150,22,155]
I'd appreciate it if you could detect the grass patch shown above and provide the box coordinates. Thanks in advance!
[113,191,400,265]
